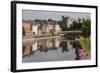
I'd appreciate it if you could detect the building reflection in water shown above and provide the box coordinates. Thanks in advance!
[23,45,32,57]
[22,37,89,62]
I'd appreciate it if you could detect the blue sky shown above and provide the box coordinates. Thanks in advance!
[22,10,90,21]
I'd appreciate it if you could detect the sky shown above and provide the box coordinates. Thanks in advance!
[22,10,91,21]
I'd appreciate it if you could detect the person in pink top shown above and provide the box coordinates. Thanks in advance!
[74,41,88,60]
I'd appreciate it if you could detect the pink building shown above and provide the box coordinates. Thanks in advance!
[22,20,32,37]
[47,24,53,33]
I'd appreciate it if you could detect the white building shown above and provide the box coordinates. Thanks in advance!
[32,25,38,35]
[55,24,61,33]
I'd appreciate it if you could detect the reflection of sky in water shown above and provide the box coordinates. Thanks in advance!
[23,47,76,62]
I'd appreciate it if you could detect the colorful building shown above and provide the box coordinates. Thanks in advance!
[32,25,38,35]
[22,20,32,37]
[22,20,61,37]
[55,24,61,34]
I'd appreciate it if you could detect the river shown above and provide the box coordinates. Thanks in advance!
[22,36,88,63]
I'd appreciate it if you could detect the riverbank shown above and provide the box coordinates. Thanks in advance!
[22,35,61,43]
[79,36,91,57]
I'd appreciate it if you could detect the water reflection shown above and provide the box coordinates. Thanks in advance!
[22,37,89,63]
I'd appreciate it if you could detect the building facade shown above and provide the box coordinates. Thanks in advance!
[22,20,32,37]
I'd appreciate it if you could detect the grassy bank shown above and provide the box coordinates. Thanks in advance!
[79,36,91,56]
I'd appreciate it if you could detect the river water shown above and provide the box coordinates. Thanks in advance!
[22,36,87,63]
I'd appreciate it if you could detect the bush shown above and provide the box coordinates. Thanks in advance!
[79,36,91,55]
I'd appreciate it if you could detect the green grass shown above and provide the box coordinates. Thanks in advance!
[79,36,91,56]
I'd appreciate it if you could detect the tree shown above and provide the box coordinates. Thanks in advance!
[81,19,91,38]
[70,21,82,30]
[35,19,42,24]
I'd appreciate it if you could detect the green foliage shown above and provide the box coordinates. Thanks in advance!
[79,36,91,55]
[70,18,91,38]
[70,21,82,30]
[81,19,91,38]
[35,19,41,22]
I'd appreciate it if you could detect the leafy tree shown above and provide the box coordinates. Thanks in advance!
[35,19,42,24]
[70,21,82,30]
[81,19,91,38]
